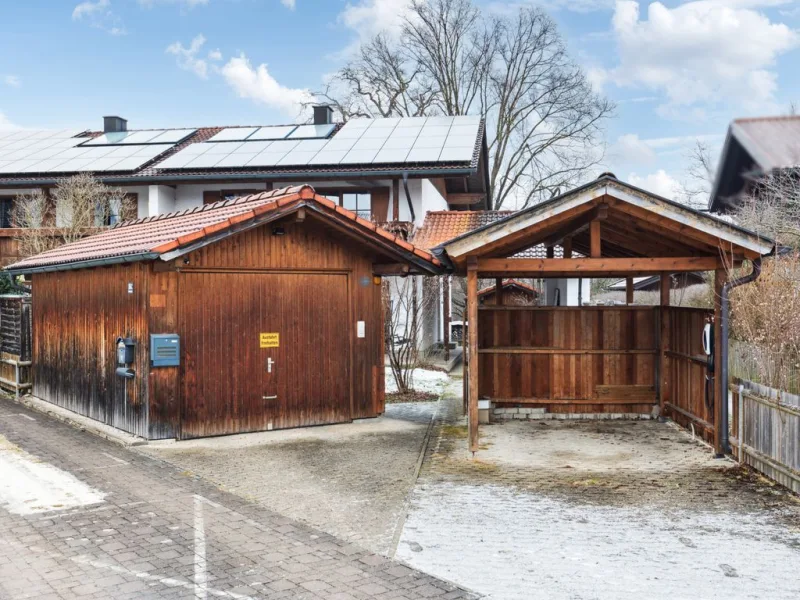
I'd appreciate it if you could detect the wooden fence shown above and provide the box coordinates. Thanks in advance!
[0,294,32,398]
[730,380,800,494]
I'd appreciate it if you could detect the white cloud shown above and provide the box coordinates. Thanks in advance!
[627,169,684,199]
[207,49,222,61]
[138,0,209,8]
[613,134,658,165]
[340,0,412,41]
[3,75,20,88]
[221,54,315,117]
[166,35,212,79]
[72,0,126,35]
[0,111,20,130]
[600,1,799,114]
[281,0,296,8]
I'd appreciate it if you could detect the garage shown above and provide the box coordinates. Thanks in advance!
[6,185,442,439]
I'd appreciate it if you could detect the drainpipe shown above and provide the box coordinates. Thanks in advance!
[402,171,416,223]
[719,257,761,454]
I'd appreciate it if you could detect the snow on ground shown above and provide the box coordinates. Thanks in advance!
[0,434,106,515]
[385,367,449,395]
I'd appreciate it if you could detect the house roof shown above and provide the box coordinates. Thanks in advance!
[440,174,775,270]
[478,279,539,297]
[709,115,800,212]
[0,116,490,206]
[5,186,443,275]
[606,272,706,292]
[413,211,564,259]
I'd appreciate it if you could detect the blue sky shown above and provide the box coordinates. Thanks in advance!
[1,0,799,201]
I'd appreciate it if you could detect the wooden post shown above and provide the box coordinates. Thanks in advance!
[626,277,634,305]
[495,277,503,306]
[467,257,479,453]
[563,237,572,259]
[546,246,555,259]
[590,220,601,258]
[443,276,451,362]
[713,268,726,456]
[659,273,670,417]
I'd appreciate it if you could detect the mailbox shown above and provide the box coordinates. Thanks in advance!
[116,337,136,379]
[151,334,180,367]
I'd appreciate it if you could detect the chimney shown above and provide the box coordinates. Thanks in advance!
[312,104,334,126]
[103,116,128,133]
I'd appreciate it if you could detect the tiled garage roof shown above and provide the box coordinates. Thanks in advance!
[6,186,442,274]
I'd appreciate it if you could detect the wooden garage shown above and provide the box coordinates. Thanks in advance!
[435,175,774,455]
[6,186,442,439]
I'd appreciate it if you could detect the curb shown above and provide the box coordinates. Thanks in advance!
[5,394,149,448]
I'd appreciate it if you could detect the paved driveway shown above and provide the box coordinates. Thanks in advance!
[397,380,800,600]
[0,397,472,600]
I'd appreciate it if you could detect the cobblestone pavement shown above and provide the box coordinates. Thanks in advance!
[397,378,800,600]
[0,397,475,600]
[140,402,437,556]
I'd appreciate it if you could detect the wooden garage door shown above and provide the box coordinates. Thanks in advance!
[179,272,351,438]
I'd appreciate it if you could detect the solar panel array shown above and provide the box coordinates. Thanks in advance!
[207,124,335,143]
[158,116,480,171]
[0,128,193,175]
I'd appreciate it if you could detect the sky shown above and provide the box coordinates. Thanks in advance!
[0,0,798,203]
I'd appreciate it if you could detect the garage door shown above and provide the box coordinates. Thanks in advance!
[179,272,351,438]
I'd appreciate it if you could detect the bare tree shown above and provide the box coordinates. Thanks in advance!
[383,275,440,394]
[681,140,717,209]
[322,0,613,209]
[12,174,133,258]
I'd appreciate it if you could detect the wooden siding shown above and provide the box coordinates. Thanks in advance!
[663,307,714,442]
[478,306,657,413]
[31,264,151,437]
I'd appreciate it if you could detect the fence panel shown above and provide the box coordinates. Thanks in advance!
[0,295,32,397]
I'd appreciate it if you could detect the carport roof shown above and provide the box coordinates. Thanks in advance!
[6,185,443,275]
[438,175,775,273]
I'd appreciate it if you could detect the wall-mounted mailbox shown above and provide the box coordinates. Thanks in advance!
[151,334,180,367]
[116,337,136,366]
[115,367,135,379]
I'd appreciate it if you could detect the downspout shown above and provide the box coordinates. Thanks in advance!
[719,257,762,454]
[402,171,416,223]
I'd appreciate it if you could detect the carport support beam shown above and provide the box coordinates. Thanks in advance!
[467,257,479,453]
[659,273,670,418]
[713,269,726,456]
[626,277,634,304]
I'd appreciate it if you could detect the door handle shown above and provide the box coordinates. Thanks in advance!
[267,357,275,373]
[263,395,277,400]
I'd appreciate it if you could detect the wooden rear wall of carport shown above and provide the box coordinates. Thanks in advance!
[440,177,772,455]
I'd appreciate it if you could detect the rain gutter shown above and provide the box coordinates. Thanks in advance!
[5,252,159,276]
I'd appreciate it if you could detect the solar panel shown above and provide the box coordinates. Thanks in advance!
[287,124,336,139]
[373,148,410,163]
[340,149,379,164]
[438,146,474,161]
[82,132,130,146]
[405,147,444,162]
[350,137,386,151]
[420,125,451,137]
[249,126,297,141]
[307,150,348,165]
[411,136,447,149]
[207,127,258,142]
[246,152,287,167]
[233,140,275,154]
[149,129,197,144]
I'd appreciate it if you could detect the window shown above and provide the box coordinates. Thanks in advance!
[0,198,13,228]
[204,189,260,205]
[104,193,138,226]
[342,193,371,220]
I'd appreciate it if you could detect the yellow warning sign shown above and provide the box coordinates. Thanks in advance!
[259,333,279,348]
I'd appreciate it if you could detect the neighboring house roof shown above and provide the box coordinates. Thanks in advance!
[606,272,706,292]
[0,116,490,205]
[478,279,539,297]
[413,211,565,259]
[709,116,800,212]
[5,186,443,275]
[440,174,775,266]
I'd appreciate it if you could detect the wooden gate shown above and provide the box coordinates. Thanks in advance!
[179,272,351,438]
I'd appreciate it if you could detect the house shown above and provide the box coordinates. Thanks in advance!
[4,186,442,439]
[709,115,800,213]
[479,280,539,305]
[606,272,706,293]
[0,106,490,266]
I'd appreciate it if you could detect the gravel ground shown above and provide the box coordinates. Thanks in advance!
[140,402,438,556]
[397,379,800,600]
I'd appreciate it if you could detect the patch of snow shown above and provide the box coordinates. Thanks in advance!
[385,367,449,395]
[0,435,106,515]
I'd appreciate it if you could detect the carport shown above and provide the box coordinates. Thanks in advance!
[436,175,774,454]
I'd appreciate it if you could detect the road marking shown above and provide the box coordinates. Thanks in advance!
[194,494,208,600]
[101,452,128,465]
[0,538,259,600]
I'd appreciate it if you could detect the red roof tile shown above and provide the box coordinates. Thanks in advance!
[7,186,441,272]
